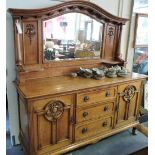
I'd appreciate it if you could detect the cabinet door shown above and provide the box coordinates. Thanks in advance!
[115,81,142,127]
[32,95,74,153]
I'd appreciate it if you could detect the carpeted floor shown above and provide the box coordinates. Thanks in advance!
[6,127,148,155]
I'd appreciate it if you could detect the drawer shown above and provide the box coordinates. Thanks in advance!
[77,87,117,107]
[75,116,113,141]
[118,81,142,93]
[76,102,114,123]
[33,95,74,111]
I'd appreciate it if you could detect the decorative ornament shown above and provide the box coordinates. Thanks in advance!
[119,85,137,120]
[107,27,114,40]
[44,100,64,121]
[123,85,136,103]
[25,24,35,45]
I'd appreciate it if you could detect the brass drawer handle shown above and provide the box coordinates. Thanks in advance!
[102,121,108,127]
[103,106,109,112]
[105,91,110,97]
[82,128,88,134]
[83,112,88,117]
[83,96,89,102]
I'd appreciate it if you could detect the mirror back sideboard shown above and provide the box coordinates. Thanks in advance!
[8,1,147,155]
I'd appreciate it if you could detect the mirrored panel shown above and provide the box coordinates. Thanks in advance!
[43,13,103,61]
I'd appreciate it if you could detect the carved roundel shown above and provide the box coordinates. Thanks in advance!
[44,100,64,121]
[123,85,136,102]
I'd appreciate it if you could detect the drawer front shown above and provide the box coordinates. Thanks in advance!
[33,95,74,110]
[76,102,114,123]
[118,81,141,93]
[75,116,113,141]
[77,87,117,107]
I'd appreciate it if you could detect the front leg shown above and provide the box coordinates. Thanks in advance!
[132,127,137,135]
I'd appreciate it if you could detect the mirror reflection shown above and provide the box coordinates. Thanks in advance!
[43,13,103,61]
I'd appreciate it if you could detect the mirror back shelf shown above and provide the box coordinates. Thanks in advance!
[8,0,128,84]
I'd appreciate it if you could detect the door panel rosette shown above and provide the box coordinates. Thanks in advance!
[34,100,65,122]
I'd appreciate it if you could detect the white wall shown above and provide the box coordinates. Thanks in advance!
[126,13,136,71]
[91,0,120,15]
[6,0,61,9]
[6,13,20,145]
[6,0,133,145]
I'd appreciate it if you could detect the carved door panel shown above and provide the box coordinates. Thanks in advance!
[33,98,74,152]
[103,24,116,60]
[115,81,142,127]
[22,20,39,65]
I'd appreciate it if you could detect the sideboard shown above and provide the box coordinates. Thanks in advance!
[8,1,147,154]
[16,74,146,155]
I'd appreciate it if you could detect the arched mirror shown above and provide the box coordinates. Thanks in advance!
[43,13,103,62]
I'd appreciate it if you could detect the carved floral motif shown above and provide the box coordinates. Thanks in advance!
[119,85,137,120]
[107,27,114,40]
[44,100,64,121]
[123,85,136,103]
[25,24,35,45]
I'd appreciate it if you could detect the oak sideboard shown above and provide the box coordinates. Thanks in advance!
[8,1,147,154]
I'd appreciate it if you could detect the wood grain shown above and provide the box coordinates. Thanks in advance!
[8,1,147,155]
[17,73,146,100]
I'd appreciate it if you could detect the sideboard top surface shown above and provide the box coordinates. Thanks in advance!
[16,73,147,99]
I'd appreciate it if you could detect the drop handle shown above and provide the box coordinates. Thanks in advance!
[83,112,88,117]
[105,91,110,97]
[103,106,109,112]
[102,121,108,127]
[83,96,89,102]
[82,128,88,134]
